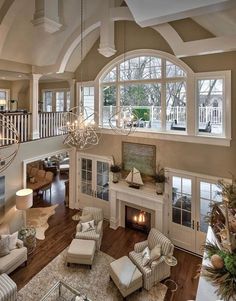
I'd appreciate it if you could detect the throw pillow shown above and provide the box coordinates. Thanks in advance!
[2,231,18,250]
[0,236,10,257]
[0,223,10,235]
[81,220,95,233]
[150,244,161,263]
[79,214,93,223]
[142,246,151,266]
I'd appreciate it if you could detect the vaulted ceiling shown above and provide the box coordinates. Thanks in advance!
[0,0,235,79]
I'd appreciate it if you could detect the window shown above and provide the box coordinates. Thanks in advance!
[82,86,94,123]
[101,55,187,132]
[42,90,70,112]
[98,51,231,146]
[0,89,9,110]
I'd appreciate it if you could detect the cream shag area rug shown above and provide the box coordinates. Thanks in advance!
[18,248,167,301]
[26,205,58,240]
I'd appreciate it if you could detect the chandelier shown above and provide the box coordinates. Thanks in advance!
[60,0,100,150]
[0,113,20,173]
[60,106,99,150]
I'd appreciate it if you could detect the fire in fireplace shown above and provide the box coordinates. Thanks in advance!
[125,206,151,234]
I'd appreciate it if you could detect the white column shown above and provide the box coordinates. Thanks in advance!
[98,0,116,57]
[29,74,42,140]
[67,79,76,109]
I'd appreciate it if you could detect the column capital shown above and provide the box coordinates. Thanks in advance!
[30,73,42,81]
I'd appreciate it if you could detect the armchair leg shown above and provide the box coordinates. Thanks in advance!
[24,261,28,267]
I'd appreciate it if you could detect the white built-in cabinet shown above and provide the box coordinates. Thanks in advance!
[77,153,112,218]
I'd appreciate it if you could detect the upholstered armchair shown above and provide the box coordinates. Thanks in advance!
[129,228,174,290]
[75,207,103,250]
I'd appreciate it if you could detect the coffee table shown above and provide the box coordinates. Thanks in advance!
[40,281,91,301]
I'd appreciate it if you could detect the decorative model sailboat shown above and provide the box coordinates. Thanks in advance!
[125,167,144,189]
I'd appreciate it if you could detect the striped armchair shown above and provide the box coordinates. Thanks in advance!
[129,228,174,290]
[75,207,103,250]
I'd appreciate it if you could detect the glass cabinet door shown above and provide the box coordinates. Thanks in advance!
[96,161,109,201]
[81,158,93,196]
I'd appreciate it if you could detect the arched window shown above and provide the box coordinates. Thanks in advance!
[100,55,187,132]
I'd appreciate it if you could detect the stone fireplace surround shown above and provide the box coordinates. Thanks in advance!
[109,180,167,234]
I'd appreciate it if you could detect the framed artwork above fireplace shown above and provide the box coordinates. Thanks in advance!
[122,142,156,176]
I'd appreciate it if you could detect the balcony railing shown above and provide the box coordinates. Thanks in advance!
[0,106,223,146]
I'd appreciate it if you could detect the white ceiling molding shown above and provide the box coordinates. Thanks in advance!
[153,23,236,57]
[32,0,62,33]
[125,0,236,27]
[98,0,116,57]
[0,0,23,55]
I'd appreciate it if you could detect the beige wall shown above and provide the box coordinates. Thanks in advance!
[1,136,67,229]
[75,20,236,179]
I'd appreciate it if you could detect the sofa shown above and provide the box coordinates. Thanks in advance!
[0,223,27,275]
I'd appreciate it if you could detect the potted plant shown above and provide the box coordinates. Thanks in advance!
[110,164,121,183]
[154,166,166,195]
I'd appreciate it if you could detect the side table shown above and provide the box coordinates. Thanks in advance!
[18,227,37,255]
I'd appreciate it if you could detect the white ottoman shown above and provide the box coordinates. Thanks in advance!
[0,274,17,301]
[66,239,96,269]
[109,256,143,300]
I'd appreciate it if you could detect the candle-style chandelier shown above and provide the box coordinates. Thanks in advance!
[0,113,20,173]
[60,0,100,150]
[60,106,99,150]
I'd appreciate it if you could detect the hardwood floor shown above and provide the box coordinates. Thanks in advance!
[11,174,201,301]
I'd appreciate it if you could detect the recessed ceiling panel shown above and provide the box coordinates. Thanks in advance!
[125,0,236,27]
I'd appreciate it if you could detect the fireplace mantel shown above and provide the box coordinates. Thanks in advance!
[109,180,167,234]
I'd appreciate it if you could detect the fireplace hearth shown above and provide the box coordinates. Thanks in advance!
[125,206,151,234]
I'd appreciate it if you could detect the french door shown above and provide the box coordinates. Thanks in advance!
[168,171,222,255]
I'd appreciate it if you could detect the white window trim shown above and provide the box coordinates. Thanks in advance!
[94,50,232,147]
[194,70,231,142]
[42,88,70,112]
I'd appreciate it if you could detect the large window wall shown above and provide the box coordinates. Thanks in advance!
[94,50,231,146]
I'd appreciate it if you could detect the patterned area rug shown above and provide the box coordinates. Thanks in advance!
[26,205,58,240]
[17,248,167,301]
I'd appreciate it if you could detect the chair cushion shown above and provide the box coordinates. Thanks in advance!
[150,244,161,263]
[0,236,10,257]
[79,214,93,223]
[68,239,96,259]
[0,273,17,301]
[75,229,99,241]
[129,251,151,275]
[0,247,27,274]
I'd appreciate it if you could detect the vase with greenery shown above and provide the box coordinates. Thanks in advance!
[110,164,121,183]
[154,166,166,195]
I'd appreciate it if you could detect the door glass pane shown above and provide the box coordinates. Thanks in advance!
[173,176,181,193]
[182,179,191,195]
[81,158,93,197]
[172,176,192,227]
[182,210,191,228]
[200,182,211,199]
[56,92,65,112]
[172,208,181,224]
[182,194,191,211]
[199,181,222,233]
[96,161,109,201]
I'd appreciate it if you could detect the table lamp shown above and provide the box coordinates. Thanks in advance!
[16,188,33,228]
[0,99,6,111]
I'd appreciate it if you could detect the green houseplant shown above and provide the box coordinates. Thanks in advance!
[154,166,166,195]
[110,164,121,183]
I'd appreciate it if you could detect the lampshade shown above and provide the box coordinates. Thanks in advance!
[0,99,6,105]
[16,188,33,210]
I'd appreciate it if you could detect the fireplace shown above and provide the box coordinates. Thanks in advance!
[125,206,151,234]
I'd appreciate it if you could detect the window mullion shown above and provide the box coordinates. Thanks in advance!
[161,59,166,131]
[116,65,121,126]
